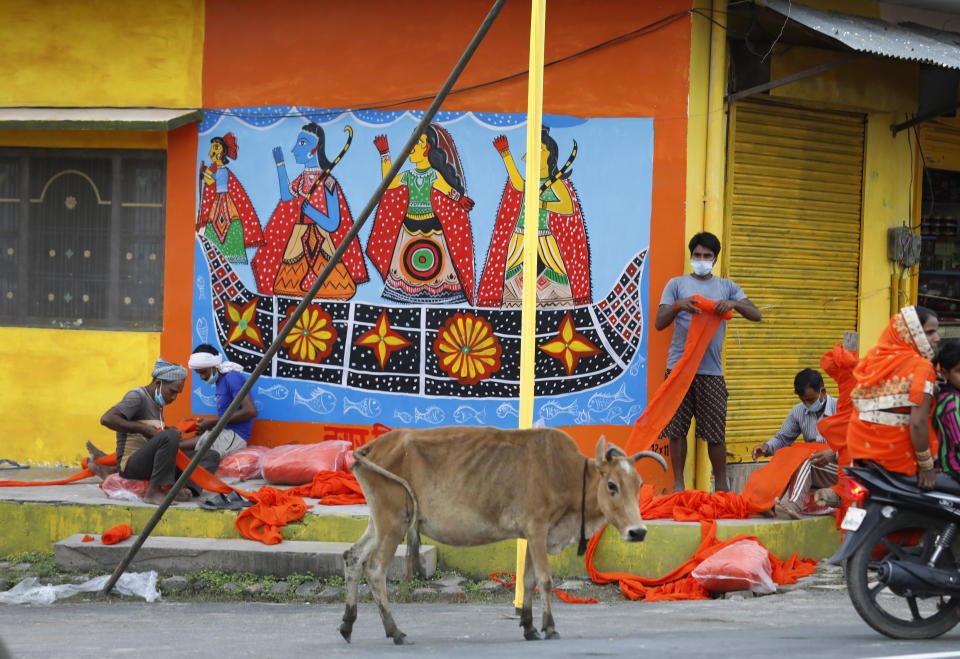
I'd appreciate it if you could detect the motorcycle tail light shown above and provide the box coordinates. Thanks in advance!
[844,477,869,503]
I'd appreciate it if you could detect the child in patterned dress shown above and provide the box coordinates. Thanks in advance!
[934,340,960,479]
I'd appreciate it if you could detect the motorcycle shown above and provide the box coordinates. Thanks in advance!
[828,461,960,639]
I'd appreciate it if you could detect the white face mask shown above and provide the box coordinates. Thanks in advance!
[691,259,714,276]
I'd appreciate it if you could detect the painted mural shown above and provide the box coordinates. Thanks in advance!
[192,107,653,434]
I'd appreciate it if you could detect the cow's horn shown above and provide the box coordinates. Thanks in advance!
[631,450,667,472]
[594,436,607,463]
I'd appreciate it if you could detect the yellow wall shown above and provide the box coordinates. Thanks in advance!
[0,327,161,466]
[0,129,168,466]
[765,44,920,351]
[1,0,204,107]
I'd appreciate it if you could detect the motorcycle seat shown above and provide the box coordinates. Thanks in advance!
[887,471,960,497]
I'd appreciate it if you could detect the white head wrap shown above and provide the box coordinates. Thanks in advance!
[188,352,244,374]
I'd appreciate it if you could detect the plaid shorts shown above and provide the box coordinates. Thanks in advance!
[659,370,728,445]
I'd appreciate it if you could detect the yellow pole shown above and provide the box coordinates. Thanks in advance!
[514,0,547,612]
[696,0,729,492]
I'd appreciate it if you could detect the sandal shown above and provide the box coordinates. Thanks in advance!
[200,493,231,510]
[224,491,253,510]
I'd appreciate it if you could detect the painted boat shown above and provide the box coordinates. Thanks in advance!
[198,234,646,399]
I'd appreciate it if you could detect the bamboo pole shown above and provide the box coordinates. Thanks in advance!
[514,0,547,612]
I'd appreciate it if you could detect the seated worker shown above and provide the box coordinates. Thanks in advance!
[187,344,258,458]
[934,339,960,479]
[750,368,838,519]
[848,306,940,490]
[99,358,220,504]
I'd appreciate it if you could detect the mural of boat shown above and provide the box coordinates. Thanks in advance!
[199,234,646,399]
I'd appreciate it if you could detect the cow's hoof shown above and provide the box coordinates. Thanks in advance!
[392,633,410,645]
[339,625,352,643]
[524,629,543,641]
[544,631,560,640]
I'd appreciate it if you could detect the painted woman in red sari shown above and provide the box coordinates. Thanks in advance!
[196,132,265,263]
[250,123,367,299]
[848,305,942,489]
[366,124,476,305]
[477,127,590,308]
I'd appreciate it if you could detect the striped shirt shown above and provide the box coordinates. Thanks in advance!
[765,395,838,454]
[934,387,960,478]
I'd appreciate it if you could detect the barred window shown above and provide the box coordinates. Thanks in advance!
[0,148,166,330]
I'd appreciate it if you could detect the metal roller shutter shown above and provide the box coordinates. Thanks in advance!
[723,99,864,461]
[917,119,960,172]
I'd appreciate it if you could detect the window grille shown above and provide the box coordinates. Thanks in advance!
[0,148,166,330]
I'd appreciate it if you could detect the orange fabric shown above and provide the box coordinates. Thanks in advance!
[625,295,733,455]
[235,487,310,545]
[101,524,133,545]
[81,534,95,543]
[848,311,937,477]
[818,344,859,469]
[487,573,599,604]
[585,519,817,601]
[286,470,366,505]
[0,454,117,487]
[740,443,824,513]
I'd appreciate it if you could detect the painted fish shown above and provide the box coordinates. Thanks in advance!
[258,384,290,401]
[496,403,519,419]
[293,387,337,415]
[453,405,486,424]
[344,396,382,418]
[195,316,209,344]
[540,400,579,420]
[587,382,634,413]
[192,386,216,408]
[393,410,413,424]
[196,275,207,300]
[414,406,445,425]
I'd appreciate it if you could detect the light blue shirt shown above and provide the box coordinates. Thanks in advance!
[659,274,747,376]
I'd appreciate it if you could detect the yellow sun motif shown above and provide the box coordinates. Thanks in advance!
[281,304,337,363]
[433,312,502,385]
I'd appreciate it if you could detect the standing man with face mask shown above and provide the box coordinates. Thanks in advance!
[656,232,762,492]
[751,368,838,518]
[187,344,258,460]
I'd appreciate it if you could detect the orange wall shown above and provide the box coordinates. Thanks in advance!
[201,0,691,423]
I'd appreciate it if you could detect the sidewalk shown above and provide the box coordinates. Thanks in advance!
[1,468,843,580]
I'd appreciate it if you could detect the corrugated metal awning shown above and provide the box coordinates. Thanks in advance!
[756,0,960,69]
[0,107,202,131]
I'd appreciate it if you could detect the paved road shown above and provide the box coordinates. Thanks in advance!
[2,590,960,658]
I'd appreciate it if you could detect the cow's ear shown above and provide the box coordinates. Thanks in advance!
[594,435,607,464]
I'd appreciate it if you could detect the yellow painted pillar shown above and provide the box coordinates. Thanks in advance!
[696,0,729,492]
[514,0,547,612]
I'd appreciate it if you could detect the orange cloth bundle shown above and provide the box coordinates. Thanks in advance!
[101,524,133,545]
[585,519,816,601]
[625,295,733,455]
[286,470,366,505]
[234,487,310,545]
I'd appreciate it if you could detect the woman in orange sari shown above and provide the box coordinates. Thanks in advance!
[847,306,941,489]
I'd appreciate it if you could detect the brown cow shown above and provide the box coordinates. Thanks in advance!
[339,426,666,644]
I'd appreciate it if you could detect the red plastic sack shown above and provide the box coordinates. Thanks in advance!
[690,539,777,594]
[343,450,356,471]
[101,473,149,502]
[261,441,352,485]
[216,445,271,481]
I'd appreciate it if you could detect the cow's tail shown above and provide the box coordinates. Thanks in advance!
[352,452,423,581]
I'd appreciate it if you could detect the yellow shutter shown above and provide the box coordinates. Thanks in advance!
[723,99,864,461]
[917,119,960,172]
